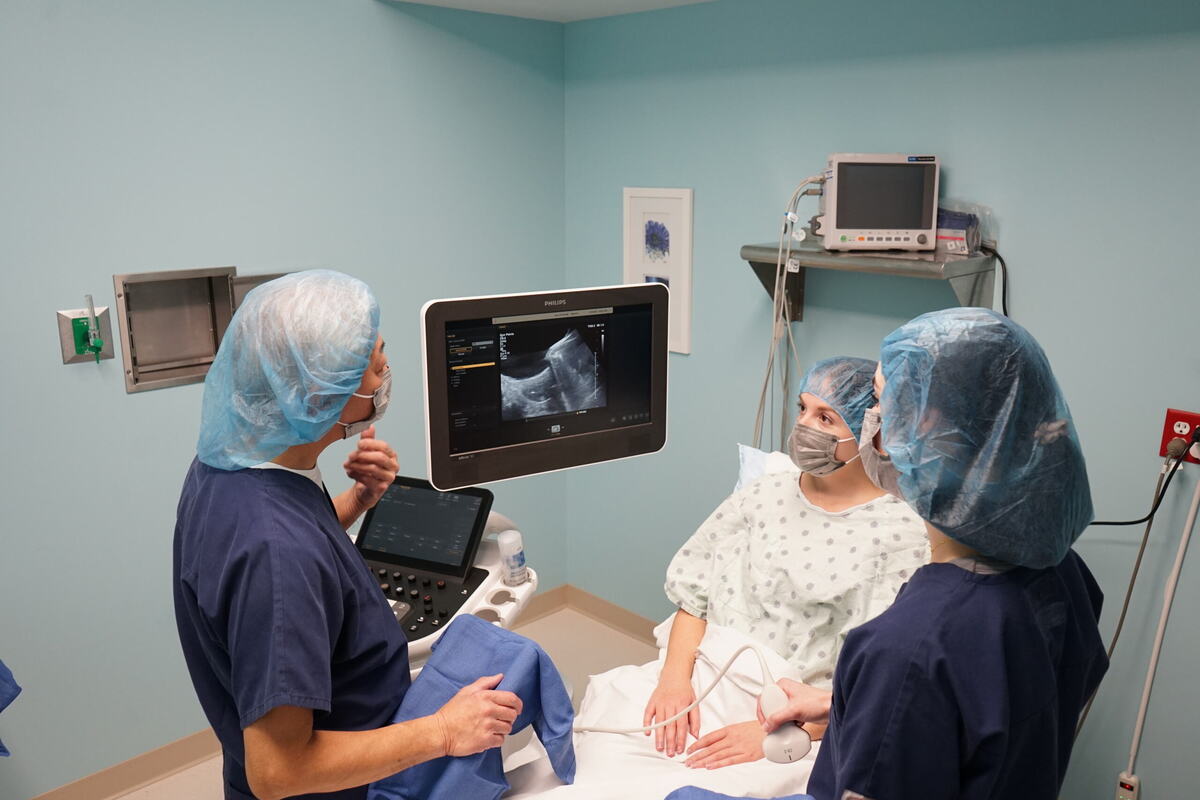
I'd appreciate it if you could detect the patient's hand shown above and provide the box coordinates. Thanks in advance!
[643,678,699,758]
[683,721,765,769]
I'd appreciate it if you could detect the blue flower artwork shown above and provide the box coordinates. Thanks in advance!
[644,219,670,262]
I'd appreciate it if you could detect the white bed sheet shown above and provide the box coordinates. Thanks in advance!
[505,618,818,800]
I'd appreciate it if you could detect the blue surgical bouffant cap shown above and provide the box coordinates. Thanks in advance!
[797,356,878,438]
[878,308,1093,568]
[197,270,380,470]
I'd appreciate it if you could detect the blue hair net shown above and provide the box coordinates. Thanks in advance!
[197,270,380,470]
[878,308,1093,568]
[797,356,878,438]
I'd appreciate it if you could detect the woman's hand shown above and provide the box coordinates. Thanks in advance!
[683,721,765,769]
[643,677,699,757]
[343,426,398,511]
[757,678,832,733]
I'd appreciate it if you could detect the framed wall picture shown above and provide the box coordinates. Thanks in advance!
[623,187,692,354]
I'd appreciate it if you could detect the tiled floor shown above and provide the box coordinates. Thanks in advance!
[115,608,658,799]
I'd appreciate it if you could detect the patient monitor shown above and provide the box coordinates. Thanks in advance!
[421,283,669,490]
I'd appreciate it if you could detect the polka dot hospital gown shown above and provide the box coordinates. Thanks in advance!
[664,474,929,689]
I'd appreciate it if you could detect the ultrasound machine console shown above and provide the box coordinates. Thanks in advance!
[355,477,539,670]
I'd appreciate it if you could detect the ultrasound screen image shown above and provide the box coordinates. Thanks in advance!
[500,327,607,422]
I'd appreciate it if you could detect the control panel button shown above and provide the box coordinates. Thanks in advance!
[917,234,927,244]
[431,619,440,627]
[416,616,426,623]
[408,624,418,632]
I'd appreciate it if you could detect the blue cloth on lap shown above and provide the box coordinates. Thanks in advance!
[1,658,21,757]
[665,788,812,800]
[369,614,575,800]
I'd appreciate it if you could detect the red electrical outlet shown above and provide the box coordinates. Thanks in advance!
[1159,408,1200,464]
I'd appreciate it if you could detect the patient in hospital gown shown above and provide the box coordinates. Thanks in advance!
[506,358,928,800]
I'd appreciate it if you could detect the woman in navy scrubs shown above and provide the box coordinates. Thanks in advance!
[761,308,1108,800]
[173,271,521,800]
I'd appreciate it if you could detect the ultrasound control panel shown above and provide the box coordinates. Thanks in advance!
[355,477,493,644]
[366,562,489,642]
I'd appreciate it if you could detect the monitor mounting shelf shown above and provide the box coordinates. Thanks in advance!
[740,232,997,321]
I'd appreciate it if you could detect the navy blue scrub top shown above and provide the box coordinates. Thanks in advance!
[173,458,411,800]
[808,550,1107,800]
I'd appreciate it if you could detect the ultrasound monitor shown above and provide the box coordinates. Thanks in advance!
[422,283,669,490]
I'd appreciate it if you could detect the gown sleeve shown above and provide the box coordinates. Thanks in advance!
[664,489,746,620]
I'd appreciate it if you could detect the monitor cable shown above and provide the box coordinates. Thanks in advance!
[979,243,1009,318]
[753,174,824,451]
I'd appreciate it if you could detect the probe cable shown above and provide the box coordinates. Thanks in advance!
[573,644,776,734]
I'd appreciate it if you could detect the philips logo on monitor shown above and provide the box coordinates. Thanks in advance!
[544,299,568,307]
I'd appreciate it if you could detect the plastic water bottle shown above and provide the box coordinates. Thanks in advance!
[498,530,527,586]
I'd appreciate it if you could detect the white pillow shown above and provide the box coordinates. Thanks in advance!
[735,443,799,492]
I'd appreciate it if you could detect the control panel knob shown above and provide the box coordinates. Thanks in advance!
[377,568,387,578]
[917,233,928,244]
[407,574,417,583]
[422,577,431,587]
[379,583,390,593]
[436,580,446,590]
[408,589,419,599]
[438,608,448,618]
[393,571,402,581]
[422,594,433,604]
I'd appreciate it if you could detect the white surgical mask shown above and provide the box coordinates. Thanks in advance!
[858,409,903,497]
[339,367,391,438]
[787,421,858,477]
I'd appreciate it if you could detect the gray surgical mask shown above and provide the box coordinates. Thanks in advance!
[339,367,391,438]
[858,409,904,497]
[787,422,858,477]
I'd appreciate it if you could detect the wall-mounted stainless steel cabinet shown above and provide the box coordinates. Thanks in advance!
[232,273,287,311]
[113,267,237,393]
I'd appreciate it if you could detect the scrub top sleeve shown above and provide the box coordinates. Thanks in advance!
[226,536,343,728]
[664,492,744,620]
[823,635,960,800]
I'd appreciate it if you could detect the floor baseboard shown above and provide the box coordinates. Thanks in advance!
[35,582,653,799]
[31,728,219,800]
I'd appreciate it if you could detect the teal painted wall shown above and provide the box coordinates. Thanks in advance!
[0,1,563,796]
[562,1,1200,798]
[5,0,1200,797]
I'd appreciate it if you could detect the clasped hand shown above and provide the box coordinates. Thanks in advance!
[343,425,399,510]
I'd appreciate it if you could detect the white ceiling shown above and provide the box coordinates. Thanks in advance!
[395,0,717,23]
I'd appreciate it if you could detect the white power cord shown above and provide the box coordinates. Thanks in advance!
[1125,472,1200,778]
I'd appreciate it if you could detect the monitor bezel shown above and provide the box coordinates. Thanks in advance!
[822,152,940,251]
[422,283,669,491]
[355,476,494,578]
